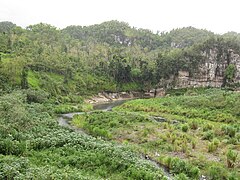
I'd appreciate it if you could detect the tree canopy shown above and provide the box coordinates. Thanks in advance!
[0,20,240,97]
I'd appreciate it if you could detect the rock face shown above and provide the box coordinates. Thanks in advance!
[175,48,240,88]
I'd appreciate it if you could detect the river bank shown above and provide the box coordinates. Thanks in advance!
[85,89,166,104]
[58,99,172,179]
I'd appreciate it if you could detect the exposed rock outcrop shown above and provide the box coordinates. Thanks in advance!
[174,48,240,88]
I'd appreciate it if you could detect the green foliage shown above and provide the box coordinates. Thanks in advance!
[24,89,49,103]
[202,131,214,141]
[1,20,240,98]
[120,82,142,92]
[203,123,213,131]
[27,71,40,89]
[1,20,240,179]
[0,21,16,33]
[225,64,236,82]
[114,89,239,179]
[221,125,237,138]
[0,92,165,179]
[176,173,189,180]
[189,119,199,130]
[226,149,238,168]
[165,27,214,48]
[116,89,240,124]
[181,124,189,132]
[167,157,200,179]
[191,139,196,149]
[208,142,217,153]
[54,102,92,114]
[228,171,240,180]
[72,111,150,139]
[0,91,29,130]
[208,165,227,180]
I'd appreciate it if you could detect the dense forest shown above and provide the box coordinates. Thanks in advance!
[1,20,240,97]
[0,21,239,179]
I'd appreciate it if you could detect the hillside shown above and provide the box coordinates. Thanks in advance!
[1,20,240,98]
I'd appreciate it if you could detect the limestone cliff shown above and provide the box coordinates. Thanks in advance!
[174,47,240,88]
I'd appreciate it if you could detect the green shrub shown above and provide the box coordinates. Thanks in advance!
[170,158,187,174]
[24,89,49,103]
[212,138,220,146]
[208,165,227,180]
[203,123,213,132]
[176,173,189,180]
[181,124,189,132]
[226,149,238,168]
[188,166,200,179]
[221,125,237,138]
[208,138,220,152]
[227,138,238,145]
[169,157,200,179]
[163,156,172,168]
[228,171,239,180]
[202,130,214,140]
[208,142,216,153]
[92,127,112,139]
[189,120,199,130]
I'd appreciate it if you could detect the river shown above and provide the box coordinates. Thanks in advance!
[58,99,172,179]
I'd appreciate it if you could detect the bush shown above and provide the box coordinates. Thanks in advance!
[203,123,213,132]
[176,173,189,180]
[208,138,220,152]
[221,125,237,138]
[226,149,238,168]
[208,142,216,153]
[170,158,187,174]
[189,120,199,130]
[228,171,239,180]
[163,156,172,169]
[182,124,189,132]
[169,157,200,179]
[212,138,220,146]
[24,89,49,103]
[188,166,200,179]
[208,165,227,180]
[202,131,214,140]
[0,157,29,179]
[92,127,112,139]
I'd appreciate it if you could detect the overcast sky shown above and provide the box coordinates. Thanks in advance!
[1,0,240,34]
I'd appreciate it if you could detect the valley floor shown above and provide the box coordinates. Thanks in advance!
[72,88,240,179]
[0,88,239,179]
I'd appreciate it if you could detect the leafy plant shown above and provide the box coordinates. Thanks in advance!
[202,130,214,140]
[226,149,238,168]
[208,165,227,180]
[182,124,189,132]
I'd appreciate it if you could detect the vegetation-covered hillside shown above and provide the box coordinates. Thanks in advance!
[1,20,240,98]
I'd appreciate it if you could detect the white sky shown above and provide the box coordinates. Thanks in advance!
[1,0,240,34]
